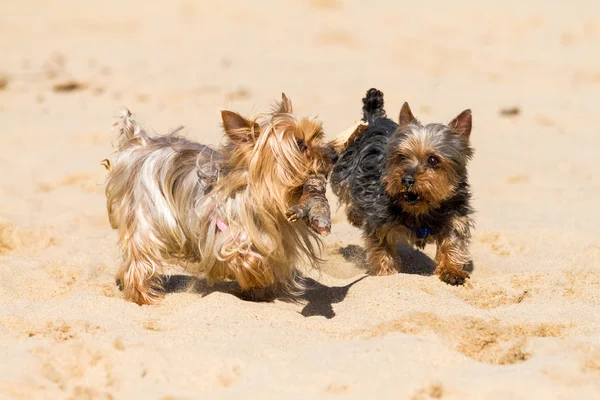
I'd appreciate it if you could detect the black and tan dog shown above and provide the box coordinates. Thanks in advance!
[331,89,475,285]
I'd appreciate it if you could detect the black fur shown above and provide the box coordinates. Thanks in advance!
[362,88,387,124]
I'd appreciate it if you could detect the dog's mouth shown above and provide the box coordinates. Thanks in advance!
[402,192,421,205]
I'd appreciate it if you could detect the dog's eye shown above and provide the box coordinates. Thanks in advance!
[296,139,308,152]
[427,155,440,168]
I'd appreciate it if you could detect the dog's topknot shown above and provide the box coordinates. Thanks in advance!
[362,88,386,124]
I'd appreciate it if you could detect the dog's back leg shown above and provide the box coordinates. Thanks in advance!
[116,230,165,305]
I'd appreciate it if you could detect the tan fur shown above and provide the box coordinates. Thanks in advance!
[383,132,460,215]
[434,215,472,284]
[105,97,330,305]
[345,205,365,228]
[365,235,397,276]
[365,224,410,276]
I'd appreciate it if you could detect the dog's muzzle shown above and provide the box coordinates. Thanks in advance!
[401,175,415,189]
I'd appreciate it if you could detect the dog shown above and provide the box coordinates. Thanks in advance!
[103,94,336,305]
[330,88,475,285]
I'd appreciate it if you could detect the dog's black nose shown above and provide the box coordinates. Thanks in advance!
[330,151,339,164]
[402,175,415,188]
[324,146,339,164]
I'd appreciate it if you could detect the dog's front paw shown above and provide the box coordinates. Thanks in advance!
[435,265,469,286]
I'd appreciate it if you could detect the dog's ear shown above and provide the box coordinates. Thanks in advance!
[275,93,293,114]
[221,110,260,143]
[448,109,472,138]
[398,102,417,127]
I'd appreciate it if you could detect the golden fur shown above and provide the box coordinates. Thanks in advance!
[104,95,332,305]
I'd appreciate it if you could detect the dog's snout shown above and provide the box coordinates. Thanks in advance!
[323,146,339,164]
[328,149,339,164]
[402,175,415,188]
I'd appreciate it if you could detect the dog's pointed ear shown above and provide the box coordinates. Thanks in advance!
[221,110,260,143]
[449,109,472,138]
[275,93,293,114]
[398,102,417,127]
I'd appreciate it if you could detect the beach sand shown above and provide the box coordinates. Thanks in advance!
[1,0,599,398]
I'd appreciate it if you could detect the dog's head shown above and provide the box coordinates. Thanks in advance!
[382,103,474,215]
[221,94,335,210]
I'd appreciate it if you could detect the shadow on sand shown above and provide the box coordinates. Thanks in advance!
[120,244,472,319]
[138,273,368,319]
[337,243,474,275]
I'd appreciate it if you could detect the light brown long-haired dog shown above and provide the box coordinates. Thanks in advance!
[103,95,335,305]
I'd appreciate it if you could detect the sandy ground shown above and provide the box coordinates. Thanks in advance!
[1,0,600,398]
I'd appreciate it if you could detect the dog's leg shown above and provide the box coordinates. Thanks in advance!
[345,205,364,228]
[225,252,277,293]
[365,234,397,276]
[434,215,472,285]
[116,233,164,305]
[212,257,285,302]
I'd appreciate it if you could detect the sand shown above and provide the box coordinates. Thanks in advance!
[1,0,600,398]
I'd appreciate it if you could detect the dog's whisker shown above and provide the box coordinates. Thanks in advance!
[168,125,185,136]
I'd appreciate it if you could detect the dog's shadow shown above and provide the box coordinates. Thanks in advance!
[299,276,367,319]
[148,245,473,320]
[161,275,239,297]
[338,244,474,275]
[155,274,367,319]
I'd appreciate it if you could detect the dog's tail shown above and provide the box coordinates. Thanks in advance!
[362,88,386,124]
[113,107,151,151]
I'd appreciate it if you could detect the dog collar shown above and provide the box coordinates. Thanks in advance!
[403,223,433,239]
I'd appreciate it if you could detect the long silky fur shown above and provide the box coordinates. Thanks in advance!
[105,105,326,304]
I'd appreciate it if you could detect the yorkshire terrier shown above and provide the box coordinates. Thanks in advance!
[331,89,475,285]
[103,94,336,305]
